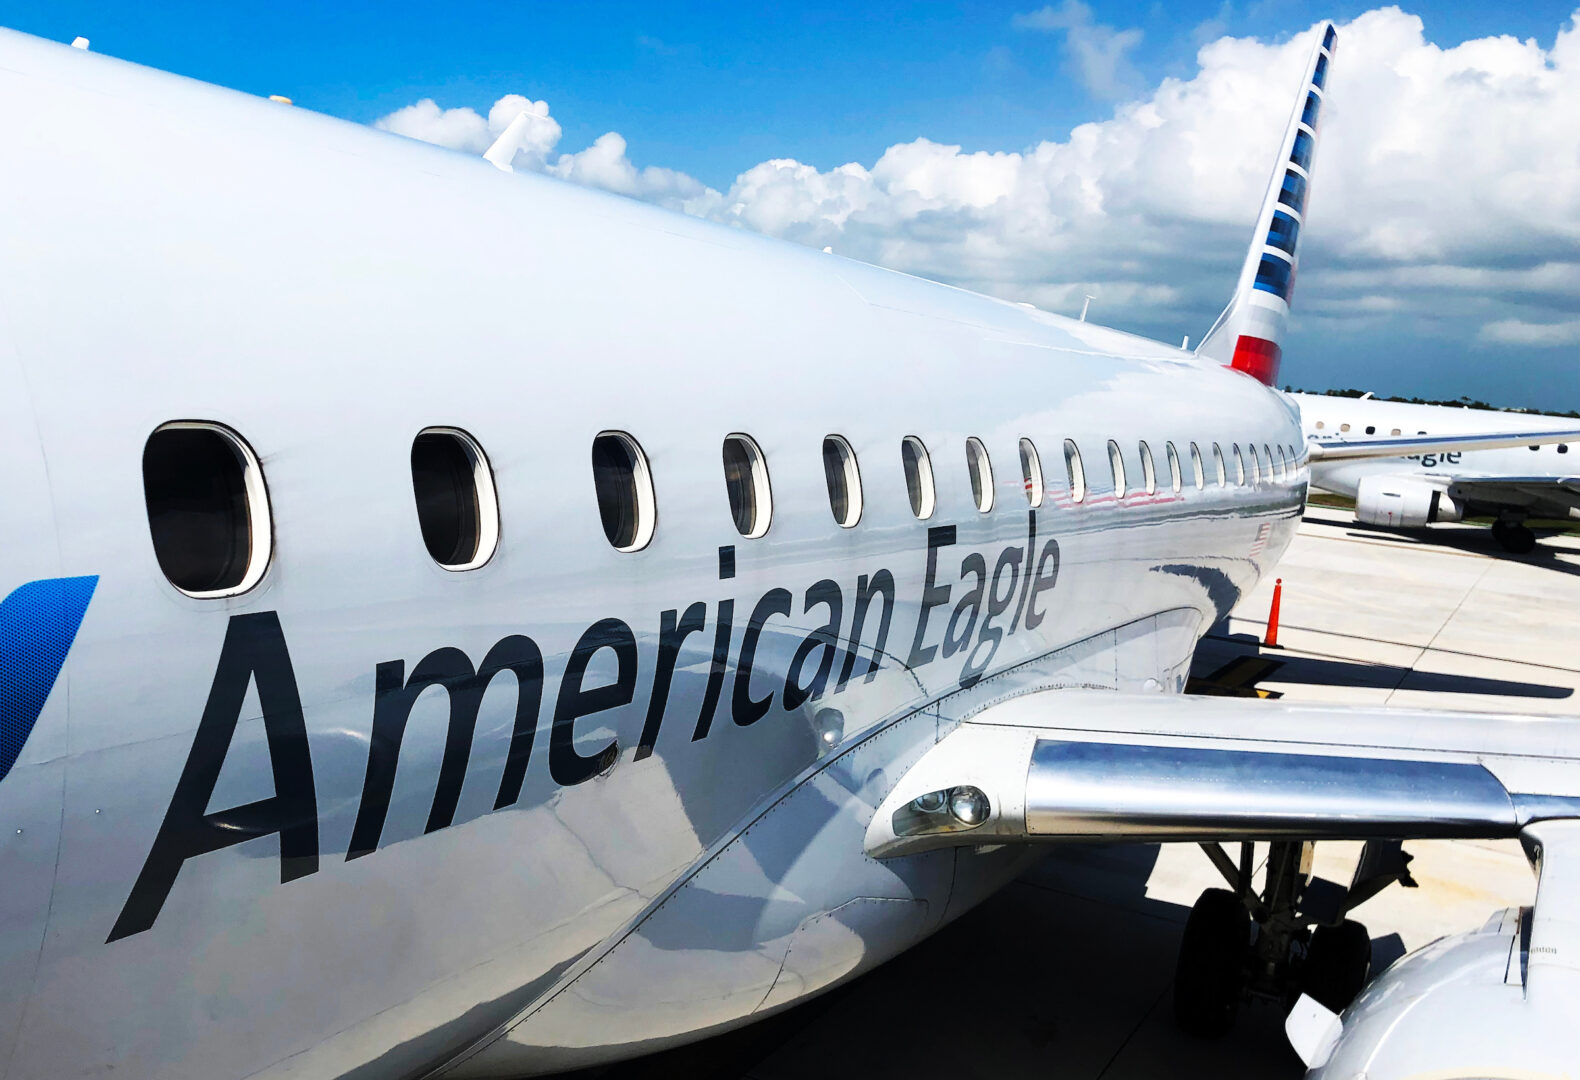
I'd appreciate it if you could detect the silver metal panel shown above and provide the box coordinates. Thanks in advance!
[1024,740,1520,841]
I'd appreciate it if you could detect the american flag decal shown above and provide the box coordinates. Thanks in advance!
[1250,522,1271,556]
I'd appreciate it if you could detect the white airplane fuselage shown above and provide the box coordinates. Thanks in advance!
[0,30,1308,1080]
[1293,393,1578,505]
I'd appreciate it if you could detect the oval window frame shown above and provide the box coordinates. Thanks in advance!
[722,432,772,539]
[412,426,501,571]
[901,435,936,520]
[966,437,994,513]
[1019,438,1044,508]
[1139,440,1157,496]
[1107,439,1127,499]
[143,420,273,599]
[1064,439,1086,504]
[593,430,657,552]
[823,434,863,528]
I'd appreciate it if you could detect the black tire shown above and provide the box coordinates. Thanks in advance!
[1173,888,1249,1037]
[1492,521,1537,554]
[1303,920,1372,1013]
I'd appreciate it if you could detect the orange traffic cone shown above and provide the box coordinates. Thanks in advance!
[1264,578,1283,649]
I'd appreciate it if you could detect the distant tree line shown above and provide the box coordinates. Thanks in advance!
[1284,387,1580,419]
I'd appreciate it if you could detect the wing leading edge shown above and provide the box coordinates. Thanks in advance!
[865,689,1580,858]
[1307,427,1580,462]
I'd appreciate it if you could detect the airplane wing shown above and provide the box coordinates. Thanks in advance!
[1445,474,1580,516]
[869,689,1580,1072]
[1307,428,1580,462]
[865,689,1580,858]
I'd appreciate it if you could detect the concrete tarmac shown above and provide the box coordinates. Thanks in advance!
[550,507,1580,1080]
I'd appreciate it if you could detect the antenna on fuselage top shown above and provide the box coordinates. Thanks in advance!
[484,111,545,173]
[1079,295,1096,322]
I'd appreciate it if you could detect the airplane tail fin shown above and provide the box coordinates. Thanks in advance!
[1196,22,1337,387]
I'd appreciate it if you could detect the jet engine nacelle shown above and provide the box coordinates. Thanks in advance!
[1354,474,1462,527]
[1298,907,1580,1078]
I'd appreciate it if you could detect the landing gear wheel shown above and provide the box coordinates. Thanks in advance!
[1492,520,1537,554]
[1303,919,1371,1013]
[1173,888,1250,1037]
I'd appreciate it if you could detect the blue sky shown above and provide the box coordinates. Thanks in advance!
[10,1,1573,188]
[7,2,1578,407]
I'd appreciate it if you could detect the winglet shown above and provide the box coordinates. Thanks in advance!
[1197,22,1337,386]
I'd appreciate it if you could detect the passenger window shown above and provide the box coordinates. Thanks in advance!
[1249,444,1262,485]
[1166,442,1182,493]
[966,437,994,513]
[1560,445,1570,454]
[1064,439,1086,503]
[722,433,771,539]
[1213,443,1227,487]
[1107,439,1127,498]
[1275,446,1287,481]
[1189,442,1206,490]
[1390,428,1401,436]
[143,421,271,597]
[1365,426,1375,435]
[1314,421,1325,430]
[592,431,656,551]
[1339,423,1351,433]
[1139,441,1156,495]
[411,428,500,570]
[1019,438,1044,508]
[901,436,936,519]
[823,435,863,527]
[1232,444,1246,486]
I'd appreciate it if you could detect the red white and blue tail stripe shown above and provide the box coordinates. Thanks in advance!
[1197,22,1336,386]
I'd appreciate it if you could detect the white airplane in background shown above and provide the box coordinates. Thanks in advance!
[2,22,1578,1080]
[1290,393,1580,552]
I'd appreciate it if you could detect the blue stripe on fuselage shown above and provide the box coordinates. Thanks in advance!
[0,576,98,783]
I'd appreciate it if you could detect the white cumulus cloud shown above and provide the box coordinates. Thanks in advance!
[375,93,562,164]
[1013,1,1146,101]
[373,6,1580,403]
[1479,318,1580,347]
